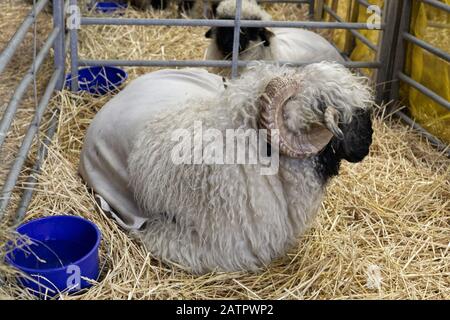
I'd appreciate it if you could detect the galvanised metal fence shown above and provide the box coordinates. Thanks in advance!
[390,0,450,152]
[70,0,387,90]
[0,0,67,223]
[0,0,448,224]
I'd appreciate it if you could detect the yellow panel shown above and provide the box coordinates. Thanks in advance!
[404,1,450,144]
[324,0,449,143]
[350,0,383,76]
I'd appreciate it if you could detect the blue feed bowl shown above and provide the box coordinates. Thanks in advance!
[94,2,128,13]
[6,215,101,298]
[65,66,128,95]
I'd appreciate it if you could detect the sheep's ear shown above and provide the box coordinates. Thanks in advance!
[205,28,215,38]
[324,107,344,140]
[259,28,275,46]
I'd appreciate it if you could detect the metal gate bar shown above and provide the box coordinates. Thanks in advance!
[391,0,449,155]
[323,3,378,51]
[316,0,402,104]
[0,28,59,150]
[0,0,66,221]
[0,68,62,220]
[15,108,59,223]
[231,0,243,77]
[77,58,381,68]
[420,0,450,12]
[71,5,386,91]
[79,17,383,28]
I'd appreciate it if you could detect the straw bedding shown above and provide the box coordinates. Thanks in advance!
[0,1,449,300]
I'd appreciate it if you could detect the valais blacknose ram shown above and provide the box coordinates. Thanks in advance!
[79,62,373,273]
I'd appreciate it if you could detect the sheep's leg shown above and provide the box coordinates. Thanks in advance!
[138,217,210,274]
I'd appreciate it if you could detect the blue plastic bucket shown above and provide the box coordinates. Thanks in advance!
[6,215,101,298]
[93,2,128,13]
[65,66,128,95]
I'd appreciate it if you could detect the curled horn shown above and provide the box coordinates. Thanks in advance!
[258,77,335,158]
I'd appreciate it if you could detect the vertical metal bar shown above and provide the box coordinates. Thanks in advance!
[315,0,325,20]
[343,0,360,55]
[231,0,243,78]
[53,0,65,90]
[308,0,315,17]
[390,0,413,103]
[69,0,79,91]
[375,0,403,104]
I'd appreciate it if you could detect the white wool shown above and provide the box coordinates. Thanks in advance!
[79,68,225,230]
[80,62,373,274]
[216,0,272,20]
[125,62,372,273]
[206,0,344,71]
[206,28,345,65]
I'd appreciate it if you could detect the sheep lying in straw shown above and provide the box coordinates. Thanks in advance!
[79,62,373,273]
[205,0,344,64]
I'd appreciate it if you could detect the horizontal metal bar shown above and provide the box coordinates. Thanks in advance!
[403,32,450,63]
[0,0,49,75]
[398,72,450,111]
[78,59,381,69]
[395,110,450,157]
[323,4,379,51]
[356,0,371,8]
[0,27,60,151]
[80,17,384,30]
[0,68,62,220]
[15,108,59,223]
[419,0,450,13]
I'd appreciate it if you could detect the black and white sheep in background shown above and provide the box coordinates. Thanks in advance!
[79,62,373,273]
[205,0,344,64]
[129,0,197,12]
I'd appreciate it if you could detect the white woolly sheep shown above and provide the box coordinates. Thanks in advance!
[205,0,344,65]
[79,62,373,273]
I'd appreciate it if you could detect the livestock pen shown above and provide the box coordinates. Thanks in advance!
[0,0,449,299]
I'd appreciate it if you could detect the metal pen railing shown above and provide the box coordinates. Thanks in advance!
[390,0,450,155]
[68,0,388,92]
[0,0,67,221]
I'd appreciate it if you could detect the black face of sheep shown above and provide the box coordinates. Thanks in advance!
[339,109,373,163]
[205,20,274,59]
[316,109,373,182]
